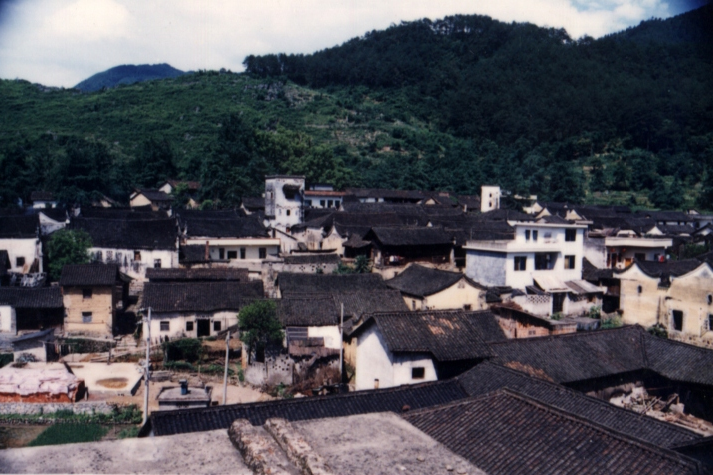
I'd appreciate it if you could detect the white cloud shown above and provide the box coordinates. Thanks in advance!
[0,0,691,87]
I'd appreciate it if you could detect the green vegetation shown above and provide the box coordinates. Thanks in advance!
[333,255,372,274]
[239,300,284,361]
[27,423,108,447]
[601,315,624,329]
[0,353,13,368]
[0,7,711,209]
[647,323,669,338]
[550,313,563,321]
[163,338,203,363]
[0,405,142,425]
[587,306,601,319]
[116,426,141,439]
[75,63,185,93]
[46,229,92,281]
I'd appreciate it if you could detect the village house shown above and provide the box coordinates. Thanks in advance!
[264,175,305,231]
[493,304,578,338]
[303,183,345,209]
[158,180,201,208]
[146,267,250,283]
[365,226,455,277]
[0,215,43,275]
[29,191,58,209]
[240,196,265,216]
[617,259,713,348]
[346,309,506,391]
[37,208,68,236]
[11,327,57,362]
[385,263,486,311]
[343,188,426,204]
[71,217,179,280]
[0,287,64,335]
[129,189,174,211]
[60,264,129,338]
[140,281,264,341]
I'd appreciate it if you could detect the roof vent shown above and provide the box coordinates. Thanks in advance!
[179,379,188,395]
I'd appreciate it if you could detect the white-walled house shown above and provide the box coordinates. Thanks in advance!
[141,281,265,342]
[265,175,305,231]
[71,218,179,281]
[465,219,587,289]
[30,191,58,209]
[346,310,506,391]
[0,216,43,274]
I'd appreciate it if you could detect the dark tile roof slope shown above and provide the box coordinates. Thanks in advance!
[625,259,705,278]
[277,296,339,326]
[145,267,249,282]
[404,390,704,475]
[456,362,701,448]
[0,250,9,276]
[135,189,174,202]
[146,379,468,436]
[332,290,409,318]
[176,209,245,221]
[142,281,264,313]
[582,258,614,281]
[359,310,503,361]
[79,208,169,220]
[636,210,695,223]
[0,287,63,309]
[475,209,535,222]
[644,334,713,387]
[344,188,425,201]
[30,191,55,201]
[458,220,516,241]
[71,218,177,250]
[241,197,264,210]
[0,215,38,238]
[386,264,481,297]
[660,224,697,235]
[368,226,453,246]
[277,273,388,294]
[182,216,267,238]
[282,254,340,265]
[490,325,647,383]
[179,244,209,264]
[60,264,119,286]
[333,211,410,227]
[38,208,68,222]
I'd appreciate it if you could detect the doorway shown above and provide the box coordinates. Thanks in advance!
[552,293,565,314]
[197,319,210,337]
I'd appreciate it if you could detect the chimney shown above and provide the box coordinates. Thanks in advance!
[179,379,188,395]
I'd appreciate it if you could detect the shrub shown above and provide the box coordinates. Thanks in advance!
[647,324,668,338]
[163,338,202,363]
[163,361,196,372]
[587,306,601,319]
[117,426,140,439]
[601,315,623,329]
[551,312,563,321]
[27,423,108,447]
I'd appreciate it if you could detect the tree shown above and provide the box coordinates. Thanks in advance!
[589,157,608,192]
[698,167,713,211]
[238,300,284,363]
[133,138,176,188]
[46,229,92,281]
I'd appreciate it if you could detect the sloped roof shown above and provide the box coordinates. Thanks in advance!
[404,390,704,475]
[386,264,482,297]
[456,362,701,449]
[459,220,516,242]
[277,273,388,294]
[71,218,177,250]
[145,267,249,282]
[344,188,426,201]
[582,258,614,281]
[165,180,201,191]
[0,215,38,239]
[60,264,120,286]
[30,191,55,202]
[142,282,264,313]
[39,208,68,222]
[636,210,695,223]
[241,196,264,210]
[135,189,174,202]
[620,259,705,278]
[475,209,535,222]
[644,334,713,387]
[659,224,697,236]
[0,287,63,309]
[277,296,339,326]
[182,216,267,239]
[79,208,169,220]
[367,227,453,247]
[332,290,409,318]
[357,310,504,361]
[282,254,340,265]
[145,379,468,436]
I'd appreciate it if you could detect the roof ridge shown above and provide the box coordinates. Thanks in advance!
[488,324,644,346]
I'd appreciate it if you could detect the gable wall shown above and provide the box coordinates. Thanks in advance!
[63,286,114,337]
[0,238,40,274]
[421,279,486,311]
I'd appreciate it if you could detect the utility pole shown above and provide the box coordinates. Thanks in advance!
[142,307,151,426]
[222,330,230,405]
[339,303,344,385]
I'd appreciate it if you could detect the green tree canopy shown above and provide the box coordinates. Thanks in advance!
[46,229,92,281]
[238,300,284,362]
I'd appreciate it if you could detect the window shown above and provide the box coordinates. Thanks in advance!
[412,300,417,310]
[532,230,538,241]
[286,210,291,216]
[95,251,102,261]
[637,285,643,294]
[16,257,25,267]
[240,248,246,259]
[565,229,576,242]
[219,248,225,260]
[304,200,312,207]
[134,251,141,261]
[463,304,472,311]
[320,200,326,207]
[154,259,162,268]
[672,310,683,332]
[708,294,712,305]
[82,288,92,299]
[259,247,267,259]
[635,253,646,261]
[327,200,333,208]
[525,230,531,241]
[411,367,425,379]
[82,312,92,323]
[186,321,194,332]
[708,314,713,332]
[564,255,576,270]
[227,250,237,260]
[514,256,527,271]
[213,321,221,332]
[160,321,170,332]
[535,253,553,270]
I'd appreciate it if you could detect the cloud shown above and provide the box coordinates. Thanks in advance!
[0,0,701,87]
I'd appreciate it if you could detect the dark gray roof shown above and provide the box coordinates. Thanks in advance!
[367,226,453,247]
[386,264,483,297]
[241,197,264,210]
[12,328,55,344]
[135,189,174,202]
[344,188,426,201]
[356,310,505,361]
[404,390,705,475]
[181,216,267,239]
[457,362,701,449]
[79,208,169,220]
[619,259,705,278]
[475,209,535,222]
[636,210,695,223]
[282,254,340,265]
[277,273,388,294]
[30,191,55,202]
[659,225,697,235]
[145,379,468,436]
[0,287,63,309]
[277,296,339,326]
[59,264,120,286]
[179,245,210,264]
[71,218,177,250]
[0,215,38,239]
[145,268,249,282]
[582,258,614,281]
[644,334,713,387]
[142,282,264,313]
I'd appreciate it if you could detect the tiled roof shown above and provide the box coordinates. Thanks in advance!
[367,226,453,247]
[277,273,388,294]
[142,282,264,313]
[623,259,705,278]
[79,208,169,220]
[357,310,504,361]
[240,197,264,210]
[179,245,210,264]
[344,188,426,201]
[333,211,410,227]
[490,326,647,384]
[59,264,119,286]
[145,268,249,282]
[460,221,516,241]
[71,218,177,250]
[475,209,535,222]
[636,210,696,223]
[404,390,705,475]
[181,216,267,239]
[38,208,68,222]
[166,180,201,191]
[135,189,174,202]
[277,296,339,326]
[582,258,614,281]
[30,191,55,202]
[0,287,63,309]
[456,362,701,449]
[332,290,409,318]
[659,224,697,236]
[145,379,468,436]
[0,215,38,239]
[644,334,713,387]
[386,264,482,297]
[282,254,340,265]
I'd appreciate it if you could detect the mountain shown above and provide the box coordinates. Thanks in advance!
[0,8,711,211]
[74,64,185,92]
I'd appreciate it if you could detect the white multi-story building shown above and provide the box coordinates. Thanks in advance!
[265,176,305,231]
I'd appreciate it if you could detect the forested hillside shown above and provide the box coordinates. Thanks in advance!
[0,6,711,210]
[74,64,185,92]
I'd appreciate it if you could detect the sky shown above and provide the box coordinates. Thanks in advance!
[0,0,707,88]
